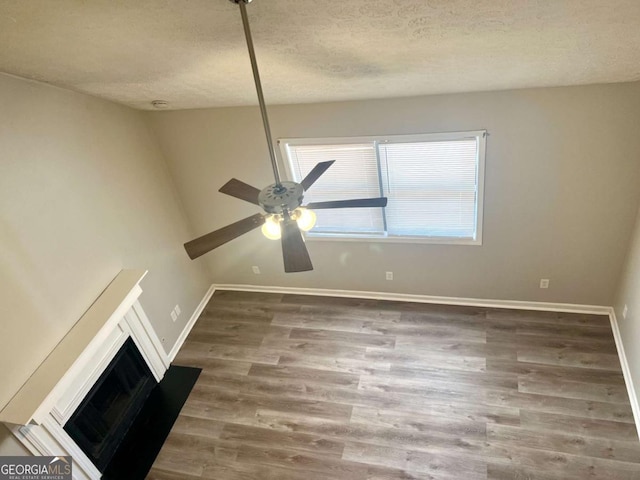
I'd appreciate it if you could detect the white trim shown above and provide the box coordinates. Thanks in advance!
[279,130,488,147]
[212,283,611,315]
[304,233,482,245]
[51,328,128,425]
[608,308,640,440]
[41,415,100,480]
[475,130,486,246]
[132,301,171,369]
[168,285,216,362]
[123,306,168,381]
[8,425,45,457]
[9,420,99,479]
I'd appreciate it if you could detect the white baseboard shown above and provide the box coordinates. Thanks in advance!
[212,283,611,315]
[168,285,216,362]
[608,308,640,440]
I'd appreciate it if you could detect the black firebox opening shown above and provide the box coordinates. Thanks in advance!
[64,337,156,472]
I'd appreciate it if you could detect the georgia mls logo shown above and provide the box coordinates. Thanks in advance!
[0,456,72,480]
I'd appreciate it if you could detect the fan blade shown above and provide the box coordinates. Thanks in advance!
[184,213,265,259]
[280,212,313,273]
[219,178,261,205]
[300,160,335,191]
[306,197,388,209]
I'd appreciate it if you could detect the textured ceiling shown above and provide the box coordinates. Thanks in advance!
[1,0,640,110]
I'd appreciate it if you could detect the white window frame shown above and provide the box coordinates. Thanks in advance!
[278,130,486,245]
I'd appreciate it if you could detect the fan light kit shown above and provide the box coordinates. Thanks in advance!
[183,0,387,272]
[261,208,317,240]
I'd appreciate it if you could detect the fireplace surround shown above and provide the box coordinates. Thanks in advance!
[0,270,169,479]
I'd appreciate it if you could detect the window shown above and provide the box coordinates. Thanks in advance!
[280,131,486,244]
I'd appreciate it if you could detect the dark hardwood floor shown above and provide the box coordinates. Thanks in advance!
[147,291,640,480]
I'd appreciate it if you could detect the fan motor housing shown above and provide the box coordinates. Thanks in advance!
[259,182,304,214]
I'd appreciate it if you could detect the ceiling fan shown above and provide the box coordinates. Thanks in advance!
[184,0,388,273]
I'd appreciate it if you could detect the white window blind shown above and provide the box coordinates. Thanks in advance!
[287,143,384,234]
[281,131,485,244]
[379,139,478,238]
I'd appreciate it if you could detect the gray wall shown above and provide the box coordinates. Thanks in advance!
[0,73,210,452]
[147,82,640,306]
[615,205,640,418]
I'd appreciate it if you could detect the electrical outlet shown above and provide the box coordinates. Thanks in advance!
[623,304,628,319]
[252,266,261,274]
[539,278,550,289]
[170,310,177,322]
[386,271,393,281]
[174,304,181,316]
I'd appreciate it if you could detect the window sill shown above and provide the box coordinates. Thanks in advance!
[304,233,482,246]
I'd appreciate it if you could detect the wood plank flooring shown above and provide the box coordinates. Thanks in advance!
[147,291,640,480]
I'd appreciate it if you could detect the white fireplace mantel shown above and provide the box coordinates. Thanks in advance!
[0,269,170,479]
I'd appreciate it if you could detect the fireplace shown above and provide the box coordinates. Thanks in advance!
[0,270,173,480]
[64,338,156,472]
